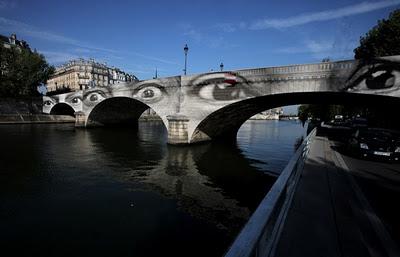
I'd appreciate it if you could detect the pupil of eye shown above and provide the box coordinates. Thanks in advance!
[90,94,98,101]
[366,71,395,89]
[72,97,79,104]
[143,89,154,98]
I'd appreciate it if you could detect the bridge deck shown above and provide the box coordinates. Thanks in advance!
[273,136,397,257]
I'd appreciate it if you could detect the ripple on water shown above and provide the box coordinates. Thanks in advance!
[0,120,303,257]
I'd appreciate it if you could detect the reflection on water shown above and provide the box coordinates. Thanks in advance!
[237,120,306,175]
[0,120,304,257]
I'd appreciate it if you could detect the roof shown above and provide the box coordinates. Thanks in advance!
[0,34,9,43]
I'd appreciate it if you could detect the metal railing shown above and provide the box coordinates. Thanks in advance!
[224,128,317,257]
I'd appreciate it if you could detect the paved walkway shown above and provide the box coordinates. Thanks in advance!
[274,136,398,257]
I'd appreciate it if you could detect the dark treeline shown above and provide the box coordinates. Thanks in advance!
[0,43,54,97]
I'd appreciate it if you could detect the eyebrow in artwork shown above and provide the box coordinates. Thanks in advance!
[46,96,57,103]
[82,88,111,98]
[132,83,168,94]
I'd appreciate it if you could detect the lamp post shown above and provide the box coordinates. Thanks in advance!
[183,44,189,75]
[220,62,224,72]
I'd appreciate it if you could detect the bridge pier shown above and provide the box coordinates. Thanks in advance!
[75,111,86,127]
[167,114,190,145]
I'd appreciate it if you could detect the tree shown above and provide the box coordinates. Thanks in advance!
[298,104,333,124]
[354,9,400,59]
[0,44,54,97]
[298,104,365,125]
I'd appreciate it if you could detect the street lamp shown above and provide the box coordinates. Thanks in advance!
[220,62,224,72]
[183,44,189,75]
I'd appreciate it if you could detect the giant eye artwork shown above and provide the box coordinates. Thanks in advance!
[187,72,255,103]
[66,93,82,108]
[365,69,396,89]
[44,99,54,106]
[132,83,165,103]
[142,89,155,98]
[42,96,57,114]
[82,89,108,107]
[344,57,400,96]
[71,97,81,104]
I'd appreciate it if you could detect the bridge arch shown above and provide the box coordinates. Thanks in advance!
[190,92,400,144]
[85,97,167,130]
[50,103,76,116]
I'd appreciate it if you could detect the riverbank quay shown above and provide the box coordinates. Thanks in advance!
[0,97,42,114]
[0,98,75,124]
[0,114,74,124]
[225,130,399,257]
[273,135,399,257]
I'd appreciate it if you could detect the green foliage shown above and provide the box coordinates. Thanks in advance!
[354,9,400,59]
[0,44,54,97]
[298,104,332,124]
[298,105,310,124]
[297,104,366,124]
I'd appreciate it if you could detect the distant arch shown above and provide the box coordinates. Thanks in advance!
[190,92,400,143]
[86,97,167,130]
[50,103,75,116]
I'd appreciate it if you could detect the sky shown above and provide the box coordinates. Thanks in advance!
[1,0,400,114]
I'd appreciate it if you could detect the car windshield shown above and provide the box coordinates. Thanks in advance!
[359,130,391,141]
[353,118,367,124]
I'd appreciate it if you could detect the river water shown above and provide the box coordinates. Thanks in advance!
[0,120,304,257]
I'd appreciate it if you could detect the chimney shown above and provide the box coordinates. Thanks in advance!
[10,33,16,44]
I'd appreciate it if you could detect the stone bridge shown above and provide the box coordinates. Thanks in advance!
[43,56,400,144]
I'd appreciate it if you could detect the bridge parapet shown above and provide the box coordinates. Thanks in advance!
[236,60,356,77]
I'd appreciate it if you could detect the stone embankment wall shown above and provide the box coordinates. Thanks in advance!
[0,98,74,124]
[0,114,75,124]
[0,98,43,114]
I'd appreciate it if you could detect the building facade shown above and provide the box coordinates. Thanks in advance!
[250,107,283,120]
[46,59,138,92]
[0,34,31,51]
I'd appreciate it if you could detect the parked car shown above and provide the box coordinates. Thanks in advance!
[334,115,344,122]
[327,115,349,127]
[347,128,400,162]
[350,117,368,129]
[394,136,400,162]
